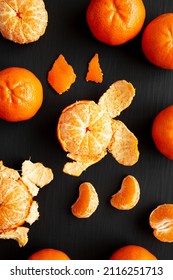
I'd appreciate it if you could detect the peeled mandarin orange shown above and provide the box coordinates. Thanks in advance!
[86,0,146,45]
[142,13,173,69]
[0,0,48,44]
[86,53,103,83]
[110,175,140,210]
[152,105,173,159]
[0,160,53,247]
[28,248,70,260]
[48,54,76,94]
[149,204,173,242]
[57,80,139,176]
[71,182,99,218]
[0,67,43,122]
[110,245,157,260]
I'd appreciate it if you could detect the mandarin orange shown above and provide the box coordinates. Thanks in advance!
[142,13,173,69]
[86,0,146,45]
[0,0,48,44]
[71,182,99,218]
[0,67,43,122]
[110,175,140,210]
[110,245,157,260]
[149,204,173,242]
[0,160,53,246]
[28,248,70,260]
[152,105,173,159]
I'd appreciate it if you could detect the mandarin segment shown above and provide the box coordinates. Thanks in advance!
[108,120,139,166]
[110,175,140,210]
[149,204,173,242]
[71,182,99,218]
[98,80,135,118]
[0,0,48,44]
[47,54,76,94]
[86,53,103,83]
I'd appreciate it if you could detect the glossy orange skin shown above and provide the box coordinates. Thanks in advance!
[110,245,157,260]
[152,105,173,159]
[142,13,173,69]
[86,0,146,45]
[28,248,71,260]
[0,67,43,122]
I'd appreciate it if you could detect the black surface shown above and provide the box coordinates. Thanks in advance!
[1,0,173,260]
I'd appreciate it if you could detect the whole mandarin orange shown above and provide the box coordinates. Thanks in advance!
[0,67,43,122]
[142,13,173,69]
[86,0,146,45]
[110,245,157,260]
[152,105,173,159]
[28,248,71,260]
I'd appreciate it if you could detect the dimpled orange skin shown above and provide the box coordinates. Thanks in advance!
[152,105,173,159]
[0,0,48,44]
[142,13,173,70]
[110,245,157,260]
[28,248,71,260]
[86,0,146,46]
[0,67,43,122]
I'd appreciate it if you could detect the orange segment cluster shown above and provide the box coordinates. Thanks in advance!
[0,0,48,44]
[149,204,173,242]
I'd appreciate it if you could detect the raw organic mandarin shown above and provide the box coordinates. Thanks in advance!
[0,0,48,44]
[0,160,53,246]
[86,0,146,46]
[110,245,157,260]
[86,53,103,83]
[57,80,139,176]
[0,67,43,122]
[110,175,140,210]
[152,105,173,159]
[142,13,173,69]
[71,182,99,218]
[48,54,76,95]
[149,204,173,242]
[28,248,70,260]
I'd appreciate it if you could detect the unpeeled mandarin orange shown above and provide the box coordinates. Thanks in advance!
[110,245,157,260]
[86,0,146,46]
[142,13,173,69]
[0,67,43,122]
[28,248,70,260]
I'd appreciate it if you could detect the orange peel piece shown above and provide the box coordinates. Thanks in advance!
[86,53,103,83]
[0,227,29,247]
[108,120,139,166]
[47,54,76,94]
[71,182,99,218]
[98,80,135,118]
[149,204,173,242]
[110,175,140,210]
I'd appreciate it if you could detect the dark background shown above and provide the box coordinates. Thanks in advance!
[0,0,173,260]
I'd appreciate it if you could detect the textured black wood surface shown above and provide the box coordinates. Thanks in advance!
[0,0,173,260]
